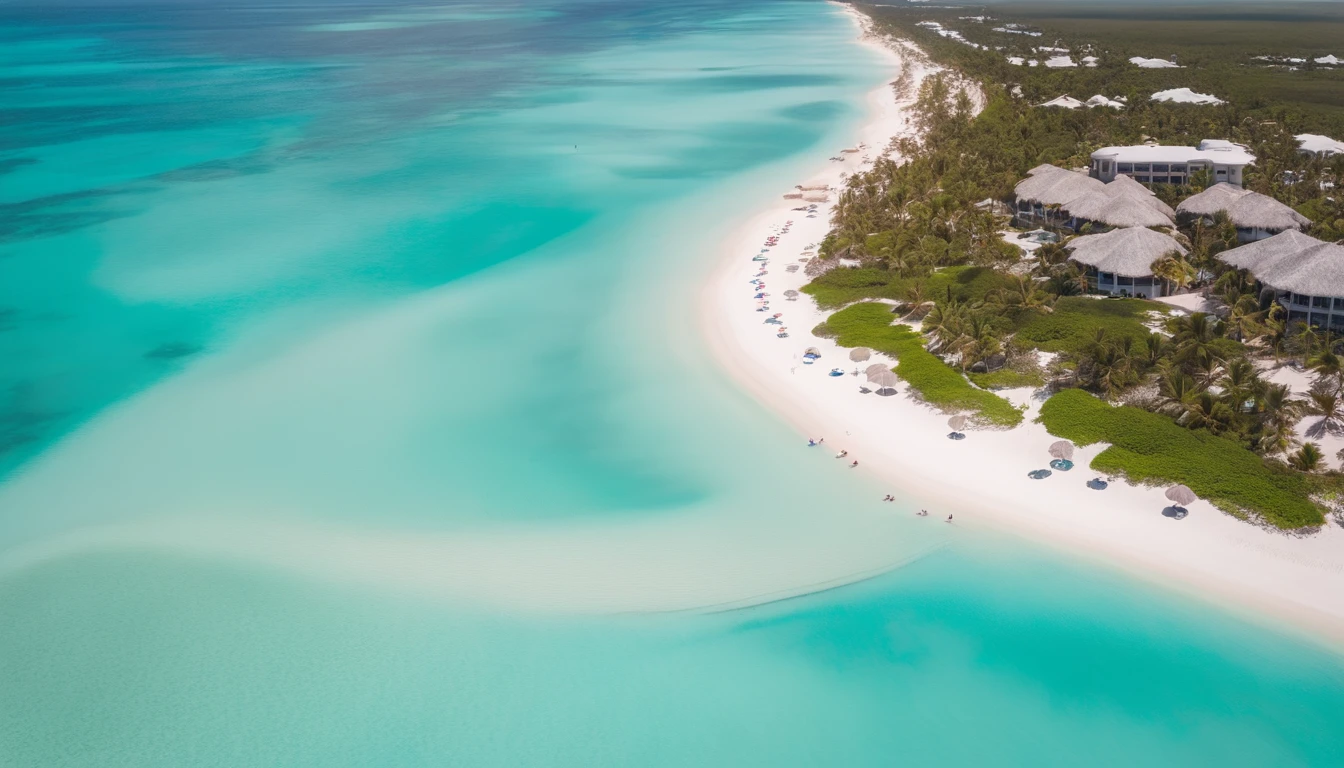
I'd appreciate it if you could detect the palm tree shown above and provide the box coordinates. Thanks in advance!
[1171,312,1223,365]
[1153,251,1198,295]
[1289,442,1324,472]
[1223,293,1265,343]
[1306,348,1344,394]
[990,275,1054,315]
[1089,343,1136,397]
[1156,372,1200,416]
[1305,387,1344,439]
[1179,391,1236,435]
[1218,358,1261,416]
[902,280,929,317]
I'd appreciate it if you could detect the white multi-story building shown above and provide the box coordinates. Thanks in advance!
[1089,139,1255,187]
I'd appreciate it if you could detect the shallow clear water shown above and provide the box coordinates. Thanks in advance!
[2,1,1344,765]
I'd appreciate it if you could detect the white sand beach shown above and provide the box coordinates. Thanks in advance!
[703,13,1344,646]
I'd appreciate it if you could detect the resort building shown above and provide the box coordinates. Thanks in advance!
[1066,226,1188,299]
[1175,183,1311,242]
[1089,140,1255,188]
[1297,134,1344,157]
[1217,231,1344,330]
[1013,165,1175,230]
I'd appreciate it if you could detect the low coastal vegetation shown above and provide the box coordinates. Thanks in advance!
[1040,389,1321,528]
[817,303,1023,426]
[801,3,1344,528]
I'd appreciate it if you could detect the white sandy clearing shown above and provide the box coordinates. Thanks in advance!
[701,34,1344,646]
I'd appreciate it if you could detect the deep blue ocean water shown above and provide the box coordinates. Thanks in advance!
[3,1,1344,765]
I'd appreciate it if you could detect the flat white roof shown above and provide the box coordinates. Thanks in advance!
[1091,140,1255,167]
[1297,134,1344,156]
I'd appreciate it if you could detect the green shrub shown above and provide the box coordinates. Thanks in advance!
[1014,297,1162,355]
[803,265,1016,310]
[820,303,1023,427]
[1038,389,1323,529]
[968,368,1046,390]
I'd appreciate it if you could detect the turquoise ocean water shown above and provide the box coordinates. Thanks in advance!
[2,1,1344,765]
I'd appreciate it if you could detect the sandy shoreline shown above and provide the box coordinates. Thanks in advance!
[701,8,1344,647]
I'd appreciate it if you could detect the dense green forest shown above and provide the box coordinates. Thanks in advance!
[798,2,1344,528]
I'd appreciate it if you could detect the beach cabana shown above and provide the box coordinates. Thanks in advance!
[1217,230,1344,329]
[1176,183,1311,242]
[1066,227,1187,298]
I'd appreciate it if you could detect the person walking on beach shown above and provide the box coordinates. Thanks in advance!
[945,513,953,523]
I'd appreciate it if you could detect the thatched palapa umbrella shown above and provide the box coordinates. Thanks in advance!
[870,371,898,395]
[849,347,872,363]
[1165,484,1196,508]
[865,363,889,380]
[947,415,967,432]
[1048,440,1075,461]
[803,347,820,357]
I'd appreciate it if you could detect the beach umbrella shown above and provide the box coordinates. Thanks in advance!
[783,289,799,298]
[1165,484,1196,507]
[1048,440,1075,461]
[871,371,898,394]
[849,347,872,363]
[804,347,820,357]
[948,415,967,432]
[864,363,889,380]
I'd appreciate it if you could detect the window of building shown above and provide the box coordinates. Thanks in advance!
[1294,293,1311,306]
[1216,168,1228,176]
[1118,163,1133,173]
[1153,176,1170,185]
[1135,175,1151,183]
[1334,297,1344,311]
[1134,163,1151,172]
[1152,164,1170,172]
[1101,161,1111,174]
[1314,296,1331,309]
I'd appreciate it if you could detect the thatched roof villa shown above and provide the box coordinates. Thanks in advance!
[1066,226,1188,299]
[1013,165,1175,230]
[1217,230,1344,329]
[1176,183,1311,242]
